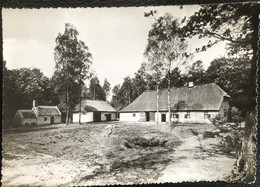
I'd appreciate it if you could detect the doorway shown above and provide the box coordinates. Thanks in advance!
[50,116,54,124]
[145,112,150,121]
[161,114,166,122]
[93,112,101,122]
[105,114,111,121]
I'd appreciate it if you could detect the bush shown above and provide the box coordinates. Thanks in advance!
[220,130,243,156]
[124,137,167,149]
[211,114,225,128]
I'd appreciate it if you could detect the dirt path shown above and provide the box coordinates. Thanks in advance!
[159,135,236,182]
[2,122,236,186]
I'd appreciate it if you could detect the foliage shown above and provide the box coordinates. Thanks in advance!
[131,63,149,99]
[3,64,59,128]
[182,3,259,112]
[53,23,93,124]
[102,78,111,101]
[190,129,202,150]
[220,131,243,156]
[206,57,250,114]
[52,71,81,114]
[144,13,189,124]
[187,60,205,85]
[159,67,185,89]
[111,84,121,110]
[210,114,225,128]
[88,77,106,101]
[125,136,167,149]
[230,107,244,125]
[144,13,188,84]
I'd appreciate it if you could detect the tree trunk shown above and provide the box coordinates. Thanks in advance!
[79,84,82,124]
[168,74,171,125]
[156,84,159,124]
[93,84,95,100]
[66,87,69,125]
[233,111,256,182]
[233,7,258,182]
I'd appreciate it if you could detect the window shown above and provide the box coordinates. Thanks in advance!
[184,112,190,119]
[44,117,47,121]
[132,113,136,117]
[204,112,211,119]
[172,112,179,119]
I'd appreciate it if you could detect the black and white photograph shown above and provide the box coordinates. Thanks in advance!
[2,2,259,186]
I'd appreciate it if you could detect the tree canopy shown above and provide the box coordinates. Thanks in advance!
[53,23,93,124]
[182,3,258,111]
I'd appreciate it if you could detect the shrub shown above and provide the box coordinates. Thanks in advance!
[124,137,167,149]
[220,130,243,156]
[211,114,225,128]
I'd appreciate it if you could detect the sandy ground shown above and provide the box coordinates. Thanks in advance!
[2,122,236,186]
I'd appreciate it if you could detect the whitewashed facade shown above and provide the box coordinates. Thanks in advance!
[72,100,117,123]
[120,83,230,124]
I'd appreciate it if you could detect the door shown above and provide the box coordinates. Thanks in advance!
[93,112,101,122]
[50,116,54,124]
[161,114,166,122]
[106,114,111,121]
[145,112,150,121]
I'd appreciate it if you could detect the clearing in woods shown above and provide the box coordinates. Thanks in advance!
[2,121,236,186]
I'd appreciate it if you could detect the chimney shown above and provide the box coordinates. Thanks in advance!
[188,82,194,88]
[33,100,37,108]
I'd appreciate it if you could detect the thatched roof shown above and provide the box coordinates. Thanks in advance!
[17,110,36,119]
[34,106,61,116]
[120,83,230,112]
[74,100,116,112]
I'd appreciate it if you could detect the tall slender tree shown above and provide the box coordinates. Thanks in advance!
[54,23,92,124]
[144,12,188,124]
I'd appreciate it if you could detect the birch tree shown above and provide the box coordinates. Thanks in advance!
[144,12,188,124]
[54,23,92,124]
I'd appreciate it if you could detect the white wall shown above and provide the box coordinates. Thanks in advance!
[37,116,51,125]
[73,112,93,123]
[171,111,218,124]
[154,112,170,123]
[120,112,141,122]
[54,116,62,124]
[21,118,37,126]
[120,111,220,124]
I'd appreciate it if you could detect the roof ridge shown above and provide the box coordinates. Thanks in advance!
[37,105,58,108]
[142,83,218,93]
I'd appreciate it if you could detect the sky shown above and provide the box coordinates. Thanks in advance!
[3,5,227,93]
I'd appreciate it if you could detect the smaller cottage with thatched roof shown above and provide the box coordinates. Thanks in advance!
[15,110,37,126]
[72,100,117,123]
[15,101,62,126]
[120,83,230,124]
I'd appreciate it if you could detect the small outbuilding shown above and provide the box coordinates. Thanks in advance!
[120,83,230,124]
[32,106,62,125]
[72,100,117,123]
[15,101,62,126]
[15,110,37,126]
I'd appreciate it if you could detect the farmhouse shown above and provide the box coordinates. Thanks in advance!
[15,102,62,126]
[120,83,230,124]
[72,100,117,123]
